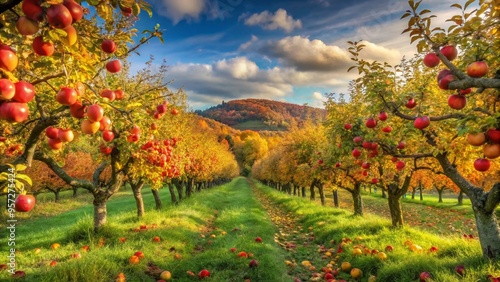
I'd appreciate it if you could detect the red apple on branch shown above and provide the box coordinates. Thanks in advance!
[46,126,59,139]
[106,60,122,73]
[440,45,457,61]
[46,4,73,29]
[414,116,430,130]
[13,81,35,103]
[486,129,500,143]
[0,44,18,72]
[56,87,78,105]
[467,133,486,146]
[101,39,117,54]
[365,117,377,128]
[22,0,44,21]
[405,98,417,109]
[16,16,39,36]
[378,111,388,121]
[466,61,488,78]
[344,124,352,130]
[474,158,490,172]
[87,104,104,122]
[448,94,467,110]
[0,78,15,100]
[423,52,440,68]
[58,128,74,142]
[33,36,55,56]
[47,137,63,150]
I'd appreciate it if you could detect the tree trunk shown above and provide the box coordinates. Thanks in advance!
[309,179,316,201]
[351,183,363,216]
[474,209,500,260]
[151,189,162,210]
[54,190,60,202]
[93,192,108,233]
[419,186,423,201]
[186,178,194,197]
[411,188,416,199]
[293,184,297,196]
[72,187,78,198]
[131,180,145,218]
[317,181,325,206]
[168,183,178,205]
[333,190,339,208]
[387,192,404,227]
[437,188,443,203]
[301,187,306,198]
[458,190,464,205]
[381,189,387,198]
[173,179,183,201]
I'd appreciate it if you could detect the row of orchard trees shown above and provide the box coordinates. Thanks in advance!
[0,0,238,231]
[254,0,500,260]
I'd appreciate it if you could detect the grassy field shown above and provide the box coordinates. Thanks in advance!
[1,178,499,281]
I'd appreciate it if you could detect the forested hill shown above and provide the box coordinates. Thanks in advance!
[194,99,326,131]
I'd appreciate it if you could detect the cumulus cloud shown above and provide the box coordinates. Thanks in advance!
[242,9,302,33]
[214,57,259,79]
[311,91,326,108]
[259,36,351,72]
[167,57,349,109]
[239,35,259,51]
[156,0,206,24]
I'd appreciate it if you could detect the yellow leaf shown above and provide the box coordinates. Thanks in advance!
[15,164,27,172]
[16,174,33,186]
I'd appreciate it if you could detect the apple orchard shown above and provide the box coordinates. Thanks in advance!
[0,0,500,275]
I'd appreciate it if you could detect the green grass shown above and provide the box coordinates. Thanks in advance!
[253,180,500,282]
[0,178,290,281]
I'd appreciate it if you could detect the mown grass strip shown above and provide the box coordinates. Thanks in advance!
[0,177,290,282]
[253,180,500,282]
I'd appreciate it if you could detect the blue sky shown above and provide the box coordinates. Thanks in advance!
[128,0,459,110]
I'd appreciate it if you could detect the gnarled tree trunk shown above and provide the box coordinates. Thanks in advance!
[332,190,339,208]
[131,179,145,217]
[458,190,464,205]
[93,191,110,232]
[309,179,316,201]
[436,187,444,203]
[388,191,403,227]
[301,187,306,198]
[72,187,78,198]
[151,189,162,210]
[317,181,325,206]
[168,183,178,205]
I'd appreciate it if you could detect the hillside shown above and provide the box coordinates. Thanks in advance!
[195,99,326,131]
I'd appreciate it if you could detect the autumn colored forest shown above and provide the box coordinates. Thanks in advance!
[0,0,500,281]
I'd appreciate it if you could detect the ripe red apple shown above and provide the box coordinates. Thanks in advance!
[414,116,430,130]
[371,143,378,150]
[371,178,379,184]
[365,117,377,128]
[63,0,83,23]
[318,159,323,165]
[16,16,39,36]
[13,81,35,103]
[486,129,500,143]
[99,116,111,131]
[437,69,452,82]
[100,145,112,155]
[100,89,115,101]
[423,52,440,67]
[467,132,486,146]
[171,108,179,115]
[382,126,392,133]
[353,136,363,143]
[114,89,125,100]
[335,162,341,167]
[157,104,167,114]
[106,60,122,73]
[58,128,74,142]
[22,0,44,21]
[0,45,18,72]
[448,94,467,110]
[102,130,114,142]
[81,119,100,134]
[397,141,405,149]
[385,245,393,252]
[70,101,86,118]
[46,4,73,29]
[483,144,500,159]
[454,265,465,277]
[395,160,405,170]
[87,104,104,122]
[466,61,489,78]
[0,102,29,123]
[47,137,63,150]
[198,269,210,279]
[249,259,259,268]
[440,45,457,61]
[474,158,490,172]
[101,39,117,54]
[0,78,15,100]
[344,123,352,130]
[459,88,472,95]
[362,162,371,169]
[419,271,431,281]
[352,148,361,158]
[255,237,262,243]
[438,74,456,90]
[46,126,59,139]
[33,36,55,56]
[150,123,158,130]
[56,87,78,105]
[378,111,388,121]
[429,246,438,252]
[362,141,371,149]
[405,98,417,109]
[14,194,36,212]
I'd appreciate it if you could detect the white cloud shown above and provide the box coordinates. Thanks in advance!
[214,57,259,79]
[239,35,259,51]
[242,9,302,33]
[156,0,206,24]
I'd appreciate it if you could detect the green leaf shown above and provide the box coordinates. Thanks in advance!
[450,3,462,9]
[141,3,153,18]
[132,3,141,16]
[347,66,356,72]
[401,12,411,19]
[419,9,431,15]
